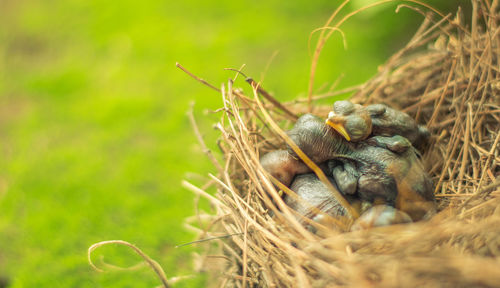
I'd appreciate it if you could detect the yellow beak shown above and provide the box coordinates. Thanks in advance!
[325,118,351,141]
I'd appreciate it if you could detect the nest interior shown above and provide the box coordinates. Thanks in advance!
[184,2,500,287]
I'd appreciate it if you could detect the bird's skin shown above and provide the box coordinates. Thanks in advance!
[287,114,436,221]
[327,101,430,152]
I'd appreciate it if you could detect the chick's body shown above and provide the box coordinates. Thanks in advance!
[327,101,430,151]
[285,173,349,225]
[367,103,430,151]
[260,150,310,187]
[288,114,435,220]
[287,174,414,232]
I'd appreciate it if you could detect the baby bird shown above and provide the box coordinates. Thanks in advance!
[350,205,413,231]
[287,114,436,221]
[260,150,311,187]
[286,174,413,232]
[285,173,350,232]
[326,101,373,142]
[326,101,430,152]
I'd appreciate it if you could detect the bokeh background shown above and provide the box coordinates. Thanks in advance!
[0,0,468,287]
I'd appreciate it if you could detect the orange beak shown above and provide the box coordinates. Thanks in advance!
[326,115,351,141]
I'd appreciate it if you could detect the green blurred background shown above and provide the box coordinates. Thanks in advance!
[0,0,468,287]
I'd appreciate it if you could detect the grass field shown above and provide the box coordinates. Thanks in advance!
[0,1,464,287]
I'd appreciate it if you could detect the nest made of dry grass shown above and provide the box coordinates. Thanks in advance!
[182,1,500,287]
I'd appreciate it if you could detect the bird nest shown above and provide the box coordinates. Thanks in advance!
[183,1,500,287]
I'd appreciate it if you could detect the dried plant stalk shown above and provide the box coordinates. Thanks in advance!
[185,1,500,287]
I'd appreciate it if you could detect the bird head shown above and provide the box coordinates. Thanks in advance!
[325,101,372,142]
